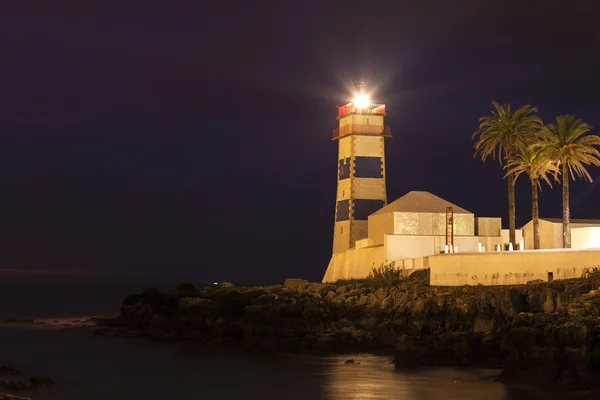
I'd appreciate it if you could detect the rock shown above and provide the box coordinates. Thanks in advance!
[374,288,387,300]
[526,279,545,285]
[253,294,278,305]
[325,291,336,302]
[542,292,556,313]
[344,359,355,364]
[380,295,394,309]
[319,285,336,297]
[0,394,33,400]
[283,278,309,293]
[0,380,34,390]
[107,276,600,387]
[473,313,495,333]
[335,286,348,296]
[409,268,430,284]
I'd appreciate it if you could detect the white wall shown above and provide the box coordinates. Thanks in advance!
[322,245,386,282]
[572,227,600,249]
[572,227,590,249]
[553,223,563,248]
[592,227,600,248]
[428,248,600,286]
[475,236,505,252]
[385,234,484,263]
[385,235,435,262]
[500,229,524,247]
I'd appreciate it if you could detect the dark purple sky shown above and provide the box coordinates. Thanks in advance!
[1,1,600,283]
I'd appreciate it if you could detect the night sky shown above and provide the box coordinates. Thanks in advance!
[1,1,600,284]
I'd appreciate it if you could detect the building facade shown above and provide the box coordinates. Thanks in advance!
[323,190,515,282]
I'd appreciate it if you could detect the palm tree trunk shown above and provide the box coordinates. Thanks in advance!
[562,162,571,248]
[531,178,540,249]
[507,173,516,246]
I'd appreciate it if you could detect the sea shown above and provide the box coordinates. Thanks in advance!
[0,282,594,400]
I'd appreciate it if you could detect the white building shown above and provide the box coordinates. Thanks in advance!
[323,191,523,282]
[521,218,600,250]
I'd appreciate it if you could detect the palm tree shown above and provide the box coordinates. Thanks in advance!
[506,144,559,249]
[472,102,543,245]
[538,115,600,248]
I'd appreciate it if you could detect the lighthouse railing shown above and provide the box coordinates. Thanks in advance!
[332,125,391,139]
[337,104,386,118]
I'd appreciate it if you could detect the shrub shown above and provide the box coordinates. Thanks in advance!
[333,265,405,289]
[368,265,404,289]
[581,266,600,280]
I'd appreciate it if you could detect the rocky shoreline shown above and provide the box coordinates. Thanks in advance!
[90,269,600,391]
[0,364,53,400]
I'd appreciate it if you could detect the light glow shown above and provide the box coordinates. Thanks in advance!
[353,94,370,108]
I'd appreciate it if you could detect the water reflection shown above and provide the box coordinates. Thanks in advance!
[317,354,598,400]
[317,354,506,400]
[0,328,597,400]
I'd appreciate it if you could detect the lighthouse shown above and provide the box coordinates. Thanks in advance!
[331,90,390,254]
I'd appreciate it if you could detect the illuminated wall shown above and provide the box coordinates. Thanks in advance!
[476,217,501,236]
[367,212,394,246]
[572,227,600,249]
[428,249,600,286]
[522,219,600,249]
[323,245,386,282]
[392,212,474,236]
[384,234,497,261]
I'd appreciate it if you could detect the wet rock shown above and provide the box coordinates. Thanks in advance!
[0,394,33,400]
[0,380,34,390]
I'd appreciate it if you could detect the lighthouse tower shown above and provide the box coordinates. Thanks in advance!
[331,92,390,254]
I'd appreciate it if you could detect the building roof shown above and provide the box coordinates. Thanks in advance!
[541,218,600,225]
[371,191,472,216]
[520,218,600,229]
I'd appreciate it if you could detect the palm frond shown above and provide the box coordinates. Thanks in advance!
[505,145,560,189]
[473,102,543,173]
[538,115,600,183]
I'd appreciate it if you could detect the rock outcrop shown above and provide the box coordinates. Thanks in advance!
[0,394,33,400]
[101,272,600,390]
[0,363,53,400]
